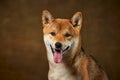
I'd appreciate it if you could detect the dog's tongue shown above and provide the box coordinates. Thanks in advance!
[53,51,62,63]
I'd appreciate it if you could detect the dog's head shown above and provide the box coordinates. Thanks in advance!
[42,10,82,63]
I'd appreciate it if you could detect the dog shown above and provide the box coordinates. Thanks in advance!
[41,10,108,80]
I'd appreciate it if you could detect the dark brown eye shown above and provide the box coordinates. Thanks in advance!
[50,32,56,36]
[65,33,71,37]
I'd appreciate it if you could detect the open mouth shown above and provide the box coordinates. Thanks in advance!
[50,45,69,63]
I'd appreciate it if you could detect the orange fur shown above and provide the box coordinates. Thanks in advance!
[42,10,108,80]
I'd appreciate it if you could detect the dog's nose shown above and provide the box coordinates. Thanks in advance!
[55,42,62,48]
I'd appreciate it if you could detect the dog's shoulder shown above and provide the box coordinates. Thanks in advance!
[75,49,108,80]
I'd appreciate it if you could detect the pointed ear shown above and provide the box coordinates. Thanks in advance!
[71,12,82,28]
[42,10,54,25]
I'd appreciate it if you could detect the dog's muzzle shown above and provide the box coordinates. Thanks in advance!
[50,44,70,63]
[50,45,69,55]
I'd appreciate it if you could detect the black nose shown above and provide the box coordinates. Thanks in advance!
[55,42,62,48]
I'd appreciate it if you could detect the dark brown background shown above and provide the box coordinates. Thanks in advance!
[0,0,120,80]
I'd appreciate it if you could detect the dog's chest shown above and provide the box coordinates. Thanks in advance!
[48,64,80,80]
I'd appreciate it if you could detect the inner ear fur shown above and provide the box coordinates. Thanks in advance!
[42,10,54,25]
[71,12,82,27]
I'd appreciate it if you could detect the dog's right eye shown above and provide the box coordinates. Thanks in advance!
[50,32,56,36]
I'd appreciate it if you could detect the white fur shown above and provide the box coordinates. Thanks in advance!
[44,35,80,80]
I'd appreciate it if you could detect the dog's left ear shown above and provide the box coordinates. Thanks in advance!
[71,12,82,29]
[42,10,54,25]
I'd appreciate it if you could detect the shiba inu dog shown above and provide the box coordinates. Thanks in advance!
[42,10,108,80]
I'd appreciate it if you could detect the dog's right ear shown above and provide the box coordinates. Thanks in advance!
[42,10,54,25]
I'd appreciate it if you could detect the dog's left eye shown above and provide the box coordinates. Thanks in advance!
[64,33,71,37]
[50,32,56,36]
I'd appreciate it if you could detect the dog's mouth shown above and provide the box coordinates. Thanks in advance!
[50,45,69,63]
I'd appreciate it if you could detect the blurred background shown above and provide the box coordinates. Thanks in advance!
[0,0,120,80]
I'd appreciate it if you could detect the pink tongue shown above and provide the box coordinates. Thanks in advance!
[53,51,62,63]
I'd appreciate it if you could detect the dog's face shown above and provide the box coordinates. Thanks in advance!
[42,10,82,63]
